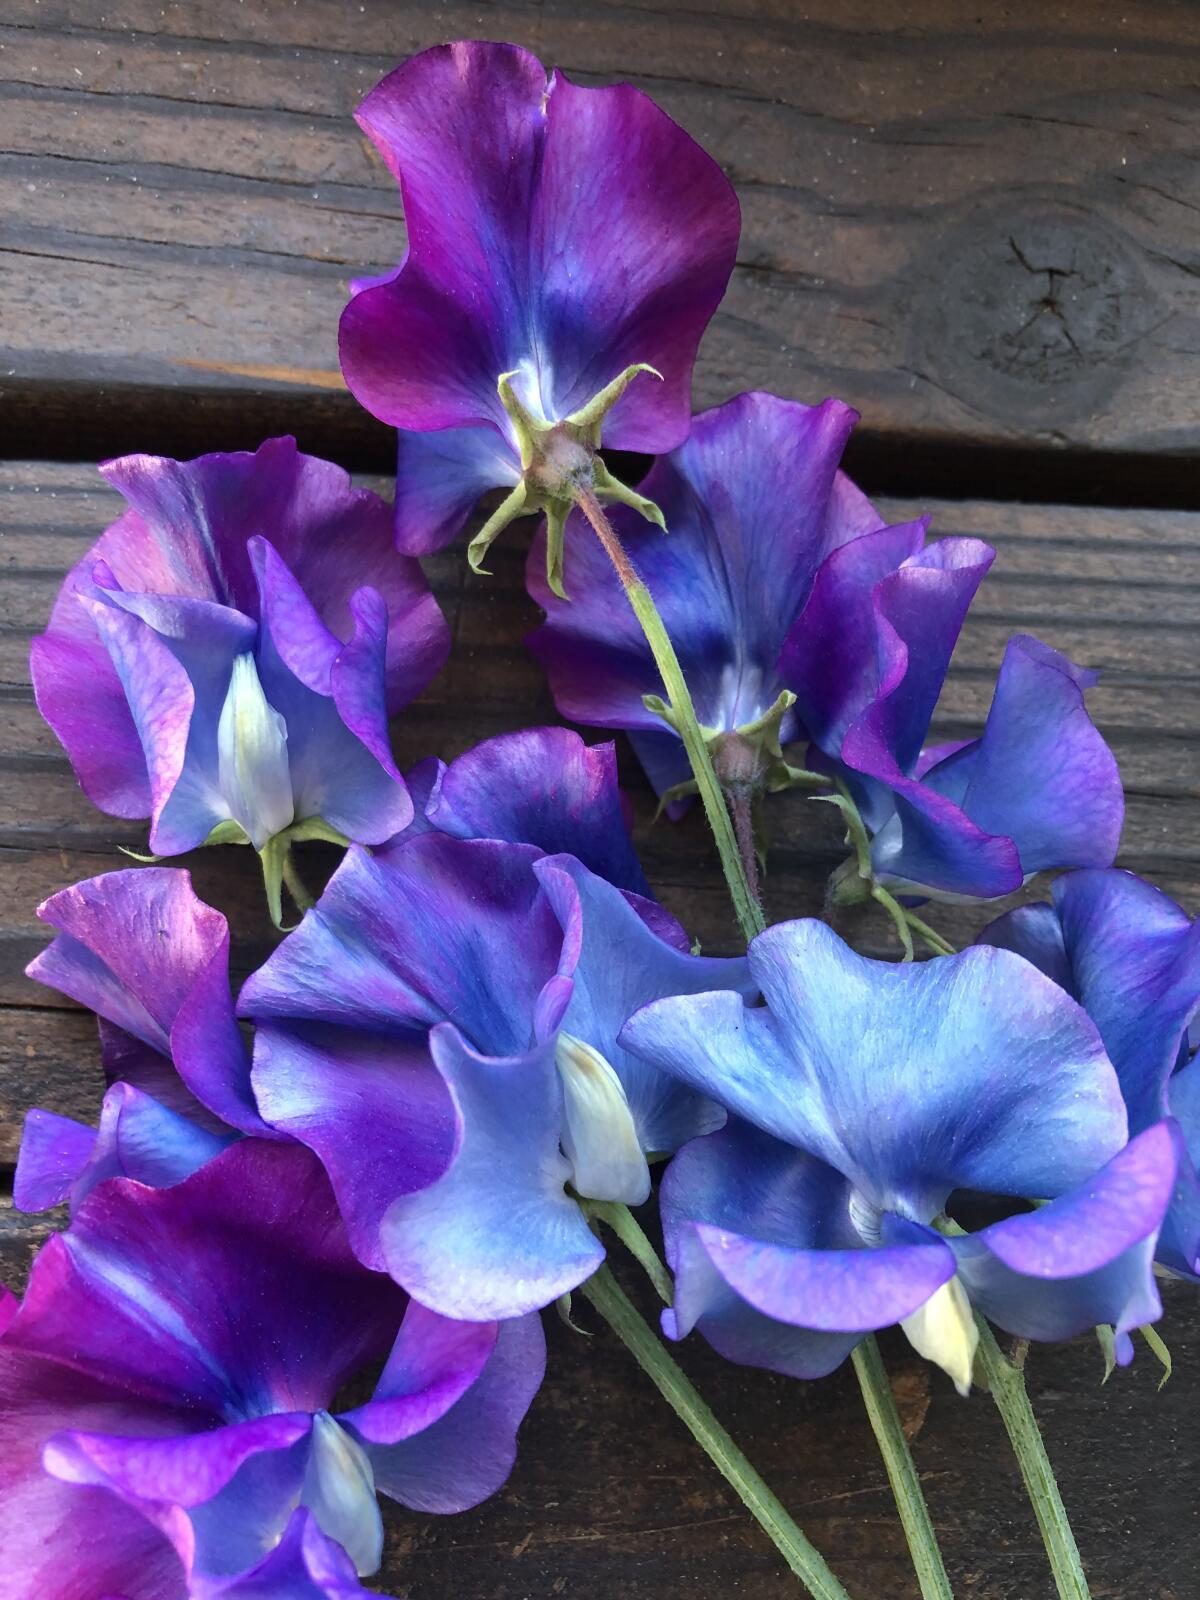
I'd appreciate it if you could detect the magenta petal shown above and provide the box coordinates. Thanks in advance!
[45,1413,311,1510]
[10,1141,405,1418]
[340,41,739,474]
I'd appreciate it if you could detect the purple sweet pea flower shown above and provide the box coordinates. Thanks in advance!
[239,833,754,1319]
[0,1140,544,1594]
[338,41,740,560]
[621,920,1173,1393]
[526,391,894,802]
[982,868,1200,1278]
[397,727,650,896]
[15,868,265,1214]
[779,520,1123,900]
[31,439,450,887]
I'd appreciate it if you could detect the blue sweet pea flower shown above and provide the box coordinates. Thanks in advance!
[982,867,1200,1280]
[621,920,1175,1392]
[239,832,755,1319]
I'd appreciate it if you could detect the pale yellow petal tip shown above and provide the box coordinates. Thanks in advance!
[900,1277,979,1397]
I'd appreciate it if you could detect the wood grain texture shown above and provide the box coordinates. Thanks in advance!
[4,1,1200,493]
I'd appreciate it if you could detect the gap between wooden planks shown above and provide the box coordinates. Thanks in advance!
[3,0,1200,506]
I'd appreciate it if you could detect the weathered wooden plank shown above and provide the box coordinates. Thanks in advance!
[3,3,1200,489]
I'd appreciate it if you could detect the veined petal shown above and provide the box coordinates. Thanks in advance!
[626,919,1125,1218]
[381,1024,603,1319]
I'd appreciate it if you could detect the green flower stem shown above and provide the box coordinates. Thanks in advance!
[850,1338,955,1600]
[973,1312,1090,1599]
[574,486,765,945]
[281,850,315,914]
[586,1200,674,1306]
[579,1265,854,1600]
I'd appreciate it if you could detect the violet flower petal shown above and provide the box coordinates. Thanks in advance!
[381,1023,604,1320]
[624,919,1126,1220]
[340,42,739,463]
[950,1122,1175,1345]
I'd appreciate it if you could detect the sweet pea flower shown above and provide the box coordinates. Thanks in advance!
[982,868,1200,1279]
[15,868,266,1214]
[338,41,741,573]
[0,1140,544,1595]
[621,920,1174,1393]
[31,439,449,917]
[526,391,902,802]
[401,726,650,895]
[779,520,1123,900]
[239,832,754,1319]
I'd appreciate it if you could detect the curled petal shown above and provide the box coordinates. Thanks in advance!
[381,1024,603,1319]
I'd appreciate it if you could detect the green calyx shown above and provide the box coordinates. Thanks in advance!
[644,689,829,825]
[467,364,667,599]
[254,817,350,930]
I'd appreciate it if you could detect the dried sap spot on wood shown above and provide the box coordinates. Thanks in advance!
[911,204,1156,425]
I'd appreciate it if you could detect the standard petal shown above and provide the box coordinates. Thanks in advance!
[250,1022,454,1271]
[340,42,739,452]
[626,920,1126,1217]
[380,1024,603,1319]
[26,867,261,1135]
[240,836,573,1056]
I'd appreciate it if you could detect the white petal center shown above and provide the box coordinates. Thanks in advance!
[555,1032,651,1206]
[301,1411,383,1577]
[216,652,294,849]
[900,1276,979,1397]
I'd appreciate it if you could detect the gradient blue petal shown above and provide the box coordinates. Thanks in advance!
[381,1023,603,1319]
[625,919,1125,1218]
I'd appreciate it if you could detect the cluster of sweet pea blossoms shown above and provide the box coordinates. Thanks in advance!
[8,37,1197,1600]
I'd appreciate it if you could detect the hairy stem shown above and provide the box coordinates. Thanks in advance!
[728,787,763,911]
[973,1314,1090,1598]
[851,1338,955,1600]
[586,1200,674,1306]
[574,487,764,945]
[281,850,315,914]
[580,1266,854,1600]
